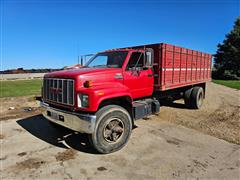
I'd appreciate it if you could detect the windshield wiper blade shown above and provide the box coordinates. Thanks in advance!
[107,64,119,68]
[92,65,107,68]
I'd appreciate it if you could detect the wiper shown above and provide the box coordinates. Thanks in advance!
[92,65,107,68]
[107,64,119,68]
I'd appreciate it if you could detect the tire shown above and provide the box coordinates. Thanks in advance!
[89,105,132,154]
[190,87,204,109]
[184,88,193,108]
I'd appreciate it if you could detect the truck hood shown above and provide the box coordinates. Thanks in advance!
[44,68,123,88]
[44,68,121,79]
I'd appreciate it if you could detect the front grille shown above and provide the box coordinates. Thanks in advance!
[43,78,75,106]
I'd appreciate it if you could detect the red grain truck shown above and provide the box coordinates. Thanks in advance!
[40,43,212,153]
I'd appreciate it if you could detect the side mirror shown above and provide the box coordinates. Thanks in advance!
[145,49,153,67]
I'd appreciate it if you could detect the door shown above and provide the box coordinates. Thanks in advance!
[123,51,154,99]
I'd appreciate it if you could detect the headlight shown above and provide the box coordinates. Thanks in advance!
[77,94,89,108]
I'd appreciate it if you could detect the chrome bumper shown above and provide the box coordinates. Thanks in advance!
[41,102,96,134]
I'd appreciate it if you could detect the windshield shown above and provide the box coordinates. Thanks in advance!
[86,51,128,68]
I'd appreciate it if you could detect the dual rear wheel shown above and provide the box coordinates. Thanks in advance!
[184,86,204,109]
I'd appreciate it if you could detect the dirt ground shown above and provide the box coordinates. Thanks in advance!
[0,96,42,121]
[160,82,240,144]
[0,82,240,179]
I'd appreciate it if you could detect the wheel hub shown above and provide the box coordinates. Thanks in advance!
[103,118,124,143]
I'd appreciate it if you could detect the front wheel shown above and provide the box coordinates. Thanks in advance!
[89,105,132,154]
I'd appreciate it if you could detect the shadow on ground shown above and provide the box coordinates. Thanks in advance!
[17,115,98,154]
[160,100,188,109]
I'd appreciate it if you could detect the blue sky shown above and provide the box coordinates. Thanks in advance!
[1,0,239,70]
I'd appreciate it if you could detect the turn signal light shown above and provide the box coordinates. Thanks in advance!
[97,91,104,96]
[84,80,92,88]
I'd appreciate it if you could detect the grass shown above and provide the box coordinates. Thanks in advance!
[212,80,240,90]
[0,79,42,98]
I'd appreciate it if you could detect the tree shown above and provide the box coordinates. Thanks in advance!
[213,17,240,79]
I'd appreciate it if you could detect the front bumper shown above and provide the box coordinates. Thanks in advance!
[41,102,96,134]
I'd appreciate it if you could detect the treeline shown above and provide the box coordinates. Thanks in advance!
[0,68,63,74]
[213,17,240,80]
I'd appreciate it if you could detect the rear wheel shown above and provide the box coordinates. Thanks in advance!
[190,87,204,109]
[89,105,132,154]
[184,88,193,108]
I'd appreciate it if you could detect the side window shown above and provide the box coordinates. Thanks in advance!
[126,52,144,70]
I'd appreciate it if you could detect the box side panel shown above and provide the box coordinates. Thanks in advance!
[158,43,212,91]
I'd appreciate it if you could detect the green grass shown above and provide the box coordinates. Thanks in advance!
[0,79,42,98]
[212,80,240,90]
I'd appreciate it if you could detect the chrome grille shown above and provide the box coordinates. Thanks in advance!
[43,78,75,106]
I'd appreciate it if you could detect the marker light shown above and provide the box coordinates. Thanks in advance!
[84,80,92,88]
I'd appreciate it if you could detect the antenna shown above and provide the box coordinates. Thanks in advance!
[81,56,83,66]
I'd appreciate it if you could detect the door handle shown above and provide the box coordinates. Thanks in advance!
[148,74,153,77]
[114,73,123,79]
